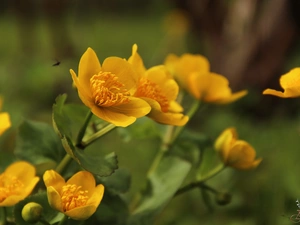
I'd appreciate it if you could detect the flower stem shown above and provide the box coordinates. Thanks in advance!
[76,111,94,146]
[57,215,68,225]
[80,123,116,148]
[0,207,6,225]
[175,163,225,196]
[55,154,72,174]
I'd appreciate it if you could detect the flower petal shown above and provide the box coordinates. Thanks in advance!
[5,161,36,185]
[127,44,146,75]
[109,97,151,117]
[143,98,189,126]
[65,204,97,220]
[102,57,140,90]
[0,112,11,135]
[0,195,25,207]
[86,184,105,206]
[70,69,94,108]
[91,105,137,127]
[66,171,96,195]
[262,88,291,98]
[46,186,63,212]
[78,48,101,91]
[43,170,66,192]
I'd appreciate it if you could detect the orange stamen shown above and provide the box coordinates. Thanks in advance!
[61,184,89,212]
[135,77,169,112]
[90,72,130,107]
[0,174,24,202]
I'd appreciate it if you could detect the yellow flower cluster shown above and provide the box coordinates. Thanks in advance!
[70,45,188,127]
[164,54,248,103]
[70,44,248,128]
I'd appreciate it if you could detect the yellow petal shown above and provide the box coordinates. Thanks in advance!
[43,170,66,192]
[188,72,210,99]
[91,105,137,127]
[22,177,40,199]
[227,140,261,170]
[0,112,11,136]
[86,184,105,206]
[214,128,237,162]
[66,171,96,195]
[213,90,248,104]
[0,195,25,207]
[102,57,140,90]
[78,47,102,91]
[46,186,63,212]
[5,161,36,184]
[109,97,151,117]
[65,204,97,220]
[166,53,210,89]
[127,44,146,75]
[263,68,300,98]
[143,98,189,126]
[70,69,94,108]
[262,88,290,98]
[145,66,179,101]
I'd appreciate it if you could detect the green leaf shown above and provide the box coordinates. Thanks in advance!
[52,95,118,177]
[74,149,118,177]
[128,155,191,225]
[14,192,62,225]
[15,120,65,165]
[97,168,131,194]
[90,191,129,225]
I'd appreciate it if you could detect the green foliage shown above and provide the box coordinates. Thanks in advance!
[52,95,118,176]
[128,156,191,225]
[15,120,65,166]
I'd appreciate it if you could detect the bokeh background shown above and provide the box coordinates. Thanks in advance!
[1,0,300,224]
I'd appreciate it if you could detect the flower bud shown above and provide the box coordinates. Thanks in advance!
[21,202,43,223]
[215,192,231,205]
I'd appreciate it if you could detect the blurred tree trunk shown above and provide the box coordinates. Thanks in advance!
[170,0,299,91]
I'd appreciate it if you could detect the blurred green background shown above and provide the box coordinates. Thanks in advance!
[1,0,300,224]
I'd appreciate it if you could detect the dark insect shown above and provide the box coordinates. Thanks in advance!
[52,60,61,66]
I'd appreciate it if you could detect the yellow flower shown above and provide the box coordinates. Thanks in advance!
[0,97,11,136]
[263,68,300,98]
[0,161,40,207]
[70,48,151,127]
[214,128,262,170]
[43,170,104,220]
[128,44,189,126]
[189,72,248,104]
[164,54,247,103]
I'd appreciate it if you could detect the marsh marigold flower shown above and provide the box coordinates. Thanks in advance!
[70,48,151,127]
[214,128,262,170]
[0,97,11,136]
[0,161,40,207]
[164,54,247,104]
[263,68,300,98]
[43,170,104,220]
[128,44,189,126]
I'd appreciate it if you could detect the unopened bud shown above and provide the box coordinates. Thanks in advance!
[215,192,231,205]
[21,202,43,223]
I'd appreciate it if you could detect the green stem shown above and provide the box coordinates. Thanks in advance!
[57,215,68,225]
[175,182,217,196]
[39,218,51,225]
[0,207,6,225]
[79,123,116,148]
[76,111,94,146]
[55,154,72,174]
[175,164,226,196]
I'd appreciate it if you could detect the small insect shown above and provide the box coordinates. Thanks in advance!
[52,59,61,66]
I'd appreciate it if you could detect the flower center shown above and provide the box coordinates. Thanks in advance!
[135,78,169,112]
[0,174,24,203]
[61,184,89,212]
[90,72,130,107]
